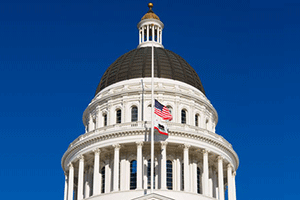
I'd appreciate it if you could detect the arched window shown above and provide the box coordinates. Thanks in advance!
[103,114,107,126]
[116,109,121,124]
[130,160,137,190]
[147,159,156,189]
[131,106,138,122]
[195,114,199,127]
[101,167,105,193]
[166,106,172,115]
[166,160,173,190]
[197,167,201,194]
[181,109,186,124]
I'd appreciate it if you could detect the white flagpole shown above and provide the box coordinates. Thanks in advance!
[151,34,154,193]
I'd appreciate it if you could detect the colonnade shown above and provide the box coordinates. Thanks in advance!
[64,142,237,200]
[139,24,162,45]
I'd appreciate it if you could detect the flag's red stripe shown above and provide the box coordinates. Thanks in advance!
[154,126,168,135]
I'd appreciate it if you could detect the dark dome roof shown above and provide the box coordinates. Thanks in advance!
[95,47,205,96]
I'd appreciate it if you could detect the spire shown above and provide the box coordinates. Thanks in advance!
[137,3,164,48]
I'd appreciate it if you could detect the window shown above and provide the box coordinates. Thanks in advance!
[181,110,186,124]
[147,159,156,189]
[131,106,138,122]
[101,167,105,193]
[197,167,201,194]
[103,114,107,126]
[116,109,121,124]
[130,160,137,190]
[195,114,199,126]
[166,106,172,115]
[166,160,173,190]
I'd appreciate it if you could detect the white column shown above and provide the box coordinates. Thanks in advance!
[147,25,149,41]
[93,149,101,195]
[64,173,68,200]
[160,141,168,190]
[192,161,197,193]
[208,167,213,197]
[142,27,145,43]
[68,163,74,200]
[143,157,148,189]
[88,114,93,132]
[96,108,101,129]
[77,155,84,200]
[105,161,111,193]
[227,164,233,200]
[136,142,143,189]
[160,29,162,44]
[139,28,141,44]
[152,25,155,41]
[233,172,237,200]
[113,144,120,191]
[172,160,176,190]
[183,144,190,192]
[120,156,126,191]
[155,158,159,189]
[202,150,209,196]
[218,156,225,200]
[84,168,90,198]
[176,158,181,191]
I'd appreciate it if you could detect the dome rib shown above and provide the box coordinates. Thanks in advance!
[95,47,206,96]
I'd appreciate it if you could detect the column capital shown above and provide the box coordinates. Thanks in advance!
[136,141,144,147]
[233,171,236,176]
[202,149,209,154]
[183,143,191,149]
[227,164,233,169]
[68,163,73,169]
[217,156,224,161]
[160,141,168,148]
[77,154,84,161]
[112,143,121,149]
[93,148,101,154]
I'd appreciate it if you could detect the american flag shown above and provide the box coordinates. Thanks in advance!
[154,99,173,121]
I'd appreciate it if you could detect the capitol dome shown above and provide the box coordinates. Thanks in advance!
[95,47,205,95]
[62,3,238,200]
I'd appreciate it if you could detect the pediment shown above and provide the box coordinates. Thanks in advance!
[132,193,175,200]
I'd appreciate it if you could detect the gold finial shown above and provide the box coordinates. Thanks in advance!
[148,3,153,10]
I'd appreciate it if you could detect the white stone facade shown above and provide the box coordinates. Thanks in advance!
[61,78,239,200]
[61,4,239,200]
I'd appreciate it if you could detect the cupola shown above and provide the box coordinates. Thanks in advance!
[137,3,164,48]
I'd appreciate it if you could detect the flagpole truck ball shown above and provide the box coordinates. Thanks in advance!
[61,3,239,200]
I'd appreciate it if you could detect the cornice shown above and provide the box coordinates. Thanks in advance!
[61,128,239,172]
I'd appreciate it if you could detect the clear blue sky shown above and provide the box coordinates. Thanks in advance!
[0,0,297,199]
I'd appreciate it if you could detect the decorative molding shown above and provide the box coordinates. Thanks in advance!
[217,156,223,161]
[77,155,84,161]
[183,143,191,149]
[136,141,144,147]
[160,141,168,148]
[112,144,121,149]
[93,148,101,154]
[68,163,73,169]
[62,128,238,171]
